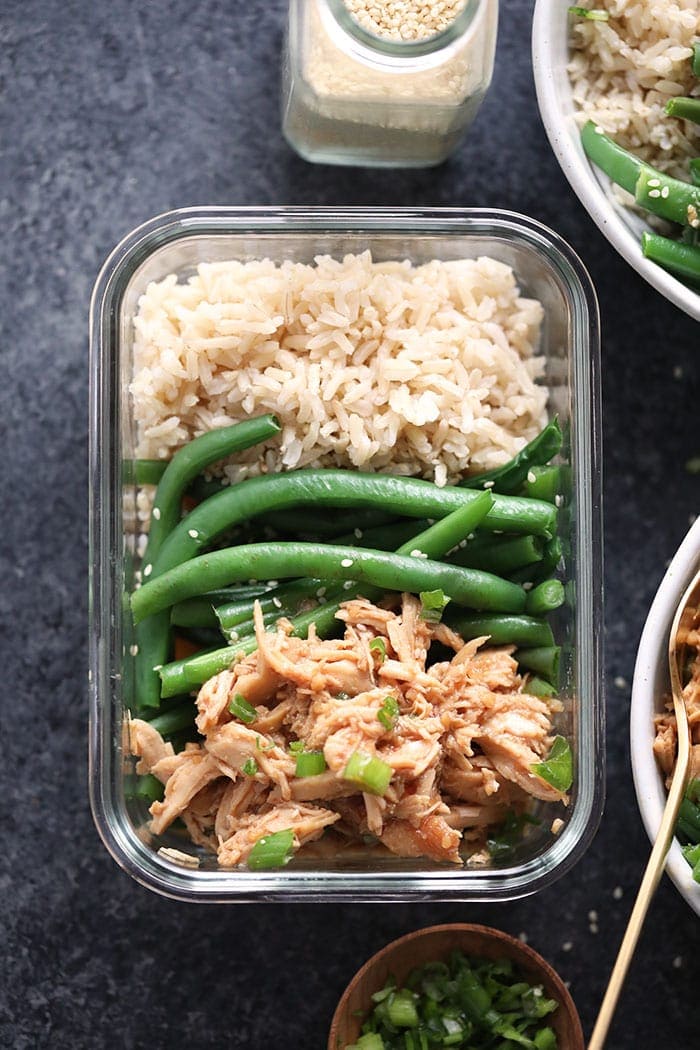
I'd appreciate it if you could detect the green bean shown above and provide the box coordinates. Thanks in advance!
[635,165,700,227]
[515,646,561,685]
[581,120,642,194]
[522,465,561,504]
[641,231,700,285]
[156,496,510,697]
[144,416,280,563]
[678,797,700,842]
[129,459,168,486]
[134,416,280,710]
[257,506,400,536]
[215,578,325,633]
[510,536,563,585]
[337,520,428,551]
[448,534,544,575]
[525,579,565,616]
[523,676,557,698]
[132,541,526,624]
[146,700,197,736]
[665,96,700,126]
[126,773,164,804]
[446,613,554,648]
[460,418,562,494]
[170,586,270,628]
[153,470,556,578]
[692,158,700,188]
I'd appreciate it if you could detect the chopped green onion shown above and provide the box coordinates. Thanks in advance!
[377,695,400,732]
[419,589,450,623]
[531,736,573,792]
[256,735,275,752]
[127,773,164,804]
[247,828,295,870]
[295,750,327,777]
[387,989,419,1028]
[343,750,393,796]
[346,1035,385,1050]
[369,636,387,661]
[568,5,609,19]
[228,693,256,723]
[242,757,258,776]
[288,739,305,753]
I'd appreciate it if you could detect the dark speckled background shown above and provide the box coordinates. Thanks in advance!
[1,1,698,1047]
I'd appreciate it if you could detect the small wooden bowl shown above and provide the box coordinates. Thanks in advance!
[328,923,584,1050]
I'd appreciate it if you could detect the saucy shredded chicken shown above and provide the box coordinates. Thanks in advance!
[130,595,567,868]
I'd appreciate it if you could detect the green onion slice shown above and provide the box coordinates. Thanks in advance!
[568,5,609,19]
[295,750,327,777]
[343,750,393,796]
[228,693,256,724]
[419,589,450,623]
[247,828,295,870]
[369,637,387,661]
[242,757,258,776]
[531,735,573,792]
[377,695,399,732]
[288,739,305,753]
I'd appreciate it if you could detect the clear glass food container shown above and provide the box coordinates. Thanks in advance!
[89,206,603,903]
[281,0,498,167]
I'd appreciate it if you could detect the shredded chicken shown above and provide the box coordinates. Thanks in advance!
[129,594,568,868]
[654,636,700,787]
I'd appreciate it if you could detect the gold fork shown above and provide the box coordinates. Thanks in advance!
[587,566,697,1050]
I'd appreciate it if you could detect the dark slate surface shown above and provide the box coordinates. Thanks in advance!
[1,1,698,1047]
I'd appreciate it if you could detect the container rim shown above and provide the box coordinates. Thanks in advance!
[89,206,604,902]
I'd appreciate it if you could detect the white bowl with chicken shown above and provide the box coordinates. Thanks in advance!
[631,516,700,916]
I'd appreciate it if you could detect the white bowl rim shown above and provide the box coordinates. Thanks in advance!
[631,517,700,916]
[532,0,700,324]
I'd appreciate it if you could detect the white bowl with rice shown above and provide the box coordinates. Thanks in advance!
[631,516,700,916]
[532,0,700,323]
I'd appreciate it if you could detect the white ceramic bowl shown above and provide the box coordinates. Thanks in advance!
[631,517,700,916]
[532,0,700,324]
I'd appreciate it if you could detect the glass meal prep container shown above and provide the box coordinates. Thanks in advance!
[89,206,603,903]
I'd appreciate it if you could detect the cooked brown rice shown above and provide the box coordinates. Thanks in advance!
[131,252,546,487]
[569,0,699,180]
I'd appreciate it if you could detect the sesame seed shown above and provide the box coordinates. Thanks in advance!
[316,587,327,598]
[129,644,139,656]
[341,558,354,568]
[152,507,161,520]
[648,189,661,198]
[555,494,564,507]
[647,178,661,188]
[661,186,670,199]
[527,470,536,484]
[613,886,623,900]
[594,125,604,134]
[673,956,683,969]
[229,631,238,641]
[590,923,599,934]
[343,581,354,589]
[272,596,283,608]
[483,480,495,489]
[354,528,363,539]
[562,941,573,952]
[614,676,627,690]
[588,910,598,922]
[153,664,163,672]
[673,365,683,379]
[522,581,533,591]
[551,817,564,835]
[188,529,198,539]
[143,564,152,577]
[518,932,528,943]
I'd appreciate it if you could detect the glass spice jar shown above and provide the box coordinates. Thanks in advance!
[281,0,499,168]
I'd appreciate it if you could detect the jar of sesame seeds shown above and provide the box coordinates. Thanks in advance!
[282,0,498,167]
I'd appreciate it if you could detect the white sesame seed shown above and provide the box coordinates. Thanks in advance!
[272,596,283,608]
[613,886,623,900]
[188,529,198,539]
[343,581,354,589]
[143,564,152,577]
[647,178,661,188]
[555,494,564,507]
[316,587,327,598]
[614,676,627,690]
[562,941,573,952]
[354,528,363,539]
[129,644,139,656]
[648,189,661,198]
[153,664,163,672]
[483,480,495,489]
[594,125,604,134]
[590,923,599,934]
[588,910,598,922]
[341,558,354,568]
[661,186,670,199]
[152,507,161,520]
[522,581,533,591]
[229,631,238,641]
[527,471,536,484]
[673,956,683,969]
[551,817,564,835]
[267,580,278,588]
[673,365,683,379]
[518,932,528,944]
